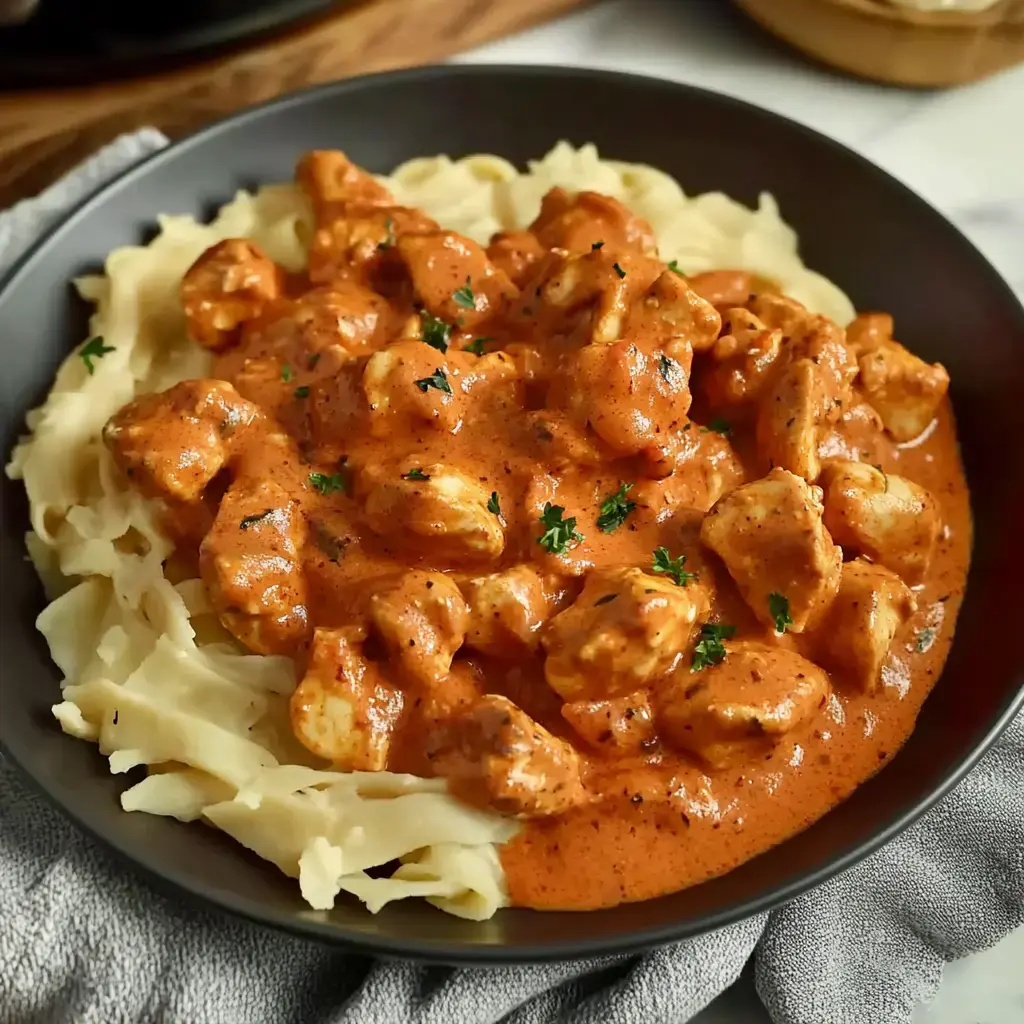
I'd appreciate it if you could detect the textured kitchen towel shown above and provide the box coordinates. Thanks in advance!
[1,132,1023,1024]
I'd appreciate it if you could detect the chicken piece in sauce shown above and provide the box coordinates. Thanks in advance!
[701,468,842,633]
[658,642,831,769]
[814,560,916,692]
[857,340,950,443]
[181,240,283,352]
[361,341,463,435]
[290,625,404,770]
[103,379,258,502]
[296,149,394,214]
[561,690,657,754]
[428,694,587,818]
[543,567,711,702]
[460,565,555,658]
[702,307,784,411]
[486,230,545,287]
[530,187,659,256]
[687,270,778,311]
[819,458,940,585]
[367,570,468,687]
[199,476,309,655]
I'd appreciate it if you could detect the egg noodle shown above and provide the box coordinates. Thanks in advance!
[5,143,853,918]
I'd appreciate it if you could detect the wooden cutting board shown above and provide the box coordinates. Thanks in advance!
[0,0,595,208]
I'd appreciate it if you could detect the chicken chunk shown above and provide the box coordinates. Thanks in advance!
[103,379,258,502]
[561,691,656,755]
[397,231,517,330]
[543,568,711,701]
[687,270,777,311]
[290,625,403,770]
[368,570,468,686]
[819,459,940,585]
[199,476,309,654]
[428,695,587,818]
[181,240,283,352]
[530,187,659,256]
[362,463,505,561]
[296,150,393,215]
[845,312,894,356]
[625,269,722,353]
[857,341,950,442]
[362,341,462,435]
[700,468,842,633]
[486,230,545,287]
[461,565,555,657]
[815,560,916,692]
[658,642,831,769]
[702,307,784,409]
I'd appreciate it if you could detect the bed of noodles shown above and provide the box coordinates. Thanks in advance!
[4,143,854,919]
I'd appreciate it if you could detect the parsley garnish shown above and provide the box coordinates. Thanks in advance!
[596,482,636,533]
[281,363,292,383]
[312,521,348,563]
[659,354,680,383]
[403,468,430,481]
[595,593,618,606]
[487,491,502,516]
[464,337,491,356]
[239,509,274,530]
[294,386,310,399]
[667,260,683,275]
[421,311,452,353]
[538,502,583,554]
[701,418,732,436]
[414,368,452,395]
[307,353,321,369]
[79,336,115,375]
[915,627,936,654]
[309,471,347,496]
[612,262,626,279]
[592,240,605,250]
[691,623,736,672]
[378,217,396,250]
[768,592,793,634]
[652,546,695,587]
[453,278,476,310]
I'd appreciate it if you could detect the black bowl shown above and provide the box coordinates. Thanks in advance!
[1,65,1023,964]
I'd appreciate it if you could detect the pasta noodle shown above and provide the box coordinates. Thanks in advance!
[6,143,854,919]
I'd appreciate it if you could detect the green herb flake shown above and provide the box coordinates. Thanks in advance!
[307,353,322,369]
[403,468,430,481]
[239,509,274,530]
[312,521,349,564]
[701,417,732,436]
[537,502,584,555]
[487,491,502,517]
[915,627,936,654]
[667,260,683,276]
[464,336,492,356]
[612,262,627,279]
[79,336,115,375]
[294,386,311,399]
[281,363,292,383]
[420,311,452,353]
[768,592,793,634]
[308,471,347,496]
[414,368,452,395]
[591,240,605,250]
[595,593,618,606]
[378,216,396,250]
[596,482,636,534]
[453,277,476,310]
[652,546,695,587]
[691,623,737,672]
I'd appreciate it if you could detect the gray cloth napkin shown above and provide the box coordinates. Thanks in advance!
[1,131,1022,1024]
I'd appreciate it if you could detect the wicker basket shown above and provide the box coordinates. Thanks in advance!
[734,0,1024,87]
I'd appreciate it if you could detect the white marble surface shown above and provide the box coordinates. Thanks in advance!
[453,2,1024,1022]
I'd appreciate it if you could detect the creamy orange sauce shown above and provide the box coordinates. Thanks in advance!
[104,151,970,911]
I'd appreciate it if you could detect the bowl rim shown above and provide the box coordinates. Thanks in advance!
[3,62,1023,963]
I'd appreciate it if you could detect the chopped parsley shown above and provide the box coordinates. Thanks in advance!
[487,491,502,517]
[463,336,491,356]
[414,368,452,395]
[403,468,430,481]
[79,336,115,375]
[280,363,292,383]
[592,240,605,250]
[612,262,626,279]
[667,260,683,275]
[294,386,310,399]
[596,482,636,533]
[594,593,618,606]
[915,627,936,654]
[312,521,348,563]
[537,502,583,555]
[701,418,732,436]
[307,352,322,369]
[652,546,695,587]
[691,624,736,672]
[659,354,680,383]
[239,509,274,530]
[309,471,348,496]
[452,278,476,310]
[768,592,793,634]
[378,216,396,249]
[420,311,452,353]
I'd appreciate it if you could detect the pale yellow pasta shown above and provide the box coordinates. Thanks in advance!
[6,143,855,921]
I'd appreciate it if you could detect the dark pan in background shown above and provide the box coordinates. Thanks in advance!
[1,65,1022,963]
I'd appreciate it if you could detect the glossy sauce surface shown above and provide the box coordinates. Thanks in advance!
[104,152,970,911]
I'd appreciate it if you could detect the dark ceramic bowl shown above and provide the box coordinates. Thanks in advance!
[1,66,1022,963]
